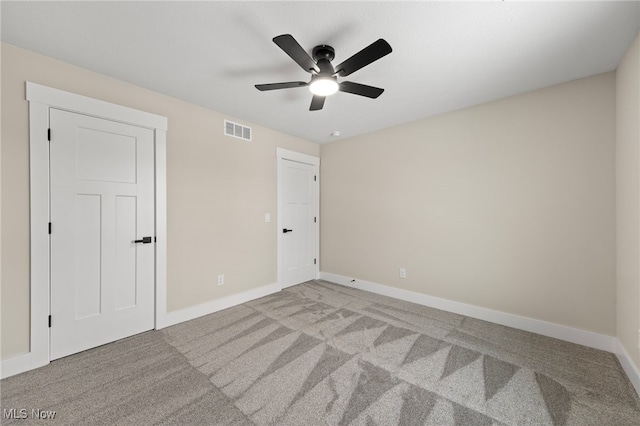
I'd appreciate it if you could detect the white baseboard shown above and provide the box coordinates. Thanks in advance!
[158,282,280,329]
[616,340,640,397]
[319,272,616,353]
[0,351,49,380]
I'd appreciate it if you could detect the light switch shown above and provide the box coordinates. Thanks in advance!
[265,213,271,223]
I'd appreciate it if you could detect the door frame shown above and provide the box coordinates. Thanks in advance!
[27,82,168,369]
[276,148,320,289]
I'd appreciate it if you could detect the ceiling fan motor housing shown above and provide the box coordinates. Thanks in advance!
[312,45,335,62]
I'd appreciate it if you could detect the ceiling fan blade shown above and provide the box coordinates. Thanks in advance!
[273,34,320,73]
[255,81,309,91]
[334,39,392,77]
[339,81,385,98]
[309,95,325,111]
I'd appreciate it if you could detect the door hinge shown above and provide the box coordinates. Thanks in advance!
[314,175,317,181]
[314,258,317,265]
[47,128,51,141]
[48,315,52,328]
[48,222,52,234]
[314,217,316,223]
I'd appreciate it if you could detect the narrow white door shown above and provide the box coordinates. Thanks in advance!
[278,157,318,288]
[49,109,155,360]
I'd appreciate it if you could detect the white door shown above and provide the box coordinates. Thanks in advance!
[278,157,318,288]
[49,109,155,360]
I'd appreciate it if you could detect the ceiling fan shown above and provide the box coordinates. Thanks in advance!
[255,34,392,111]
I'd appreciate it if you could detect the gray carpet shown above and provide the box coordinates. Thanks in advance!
[2,280,639,425]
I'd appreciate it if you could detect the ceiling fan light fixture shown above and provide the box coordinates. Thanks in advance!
[309,77,339,96]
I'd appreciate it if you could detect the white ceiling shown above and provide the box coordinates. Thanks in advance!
[2,1,639,144]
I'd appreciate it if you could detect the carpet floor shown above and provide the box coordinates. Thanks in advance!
[1,280,639,425]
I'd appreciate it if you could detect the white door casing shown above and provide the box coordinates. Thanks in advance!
[22,82,167,375]
[49,109,155,360]
[277,148,319,288]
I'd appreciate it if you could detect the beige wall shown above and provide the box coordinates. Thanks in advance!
[0,43,319,359]
[616,33,640,369]
[321,72,616,335]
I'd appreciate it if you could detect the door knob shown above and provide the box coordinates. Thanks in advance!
[282,229,293,233]
[134,236,153,244]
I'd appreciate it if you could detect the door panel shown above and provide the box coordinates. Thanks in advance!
[115,195,137,310]
[75,128,137,183]
[50,109,155,360]
[74,193,102,319]
[279,158,317,288]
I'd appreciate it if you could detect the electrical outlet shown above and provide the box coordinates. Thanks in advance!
[265,213,271,223]
[399,268,406,279]
[217,274,224,286]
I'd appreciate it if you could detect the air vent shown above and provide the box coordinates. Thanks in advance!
[224,120,252,141]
